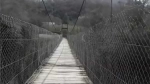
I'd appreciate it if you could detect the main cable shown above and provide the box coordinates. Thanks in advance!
[42,0,56,31]
[70,0,86,33]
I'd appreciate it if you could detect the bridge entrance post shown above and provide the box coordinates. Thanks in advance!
[61,24,68,38]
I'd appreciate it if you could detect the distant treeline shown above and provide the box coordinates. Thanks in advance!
[0,0,149,29]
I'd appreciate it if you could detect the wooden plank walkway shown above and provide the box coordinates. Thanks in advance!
[28,38,92,84]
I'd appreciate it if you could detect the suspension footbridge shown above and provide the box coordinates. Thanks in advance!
[0,0,150,84]
[27,38,92,84]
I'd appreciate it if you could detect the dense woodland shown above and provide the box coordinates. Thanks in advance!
[2,0,149,28]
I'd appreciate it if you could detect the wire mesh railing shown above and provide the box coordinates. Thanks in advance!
[68,6,150,84]
[0,14,62,84]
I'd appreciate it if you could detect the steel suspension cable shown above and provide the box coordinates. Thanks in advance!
[70,0,86,33]
[42,0,56,31]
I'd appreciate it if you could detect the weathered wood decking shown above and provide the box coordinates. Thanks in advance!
[28,38,92,84]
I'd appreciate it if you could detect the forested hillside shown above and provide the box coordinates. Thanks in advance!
[0,0,149,28]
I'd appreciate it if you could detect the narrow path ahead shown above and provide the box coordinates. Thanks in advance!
[30,38,92,84]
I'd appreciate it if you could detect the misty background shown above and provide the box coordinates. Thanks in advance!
[0,0,149,30]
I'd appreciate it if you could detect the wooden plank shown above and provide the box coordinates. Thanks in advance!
[28,38,93,84]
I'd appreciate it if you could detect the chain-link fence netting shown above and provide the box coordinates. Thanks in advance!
[68,6,150,84]
[0,14,62,84]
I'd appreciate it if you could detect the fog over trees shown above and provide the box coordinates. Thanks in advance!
[0,0,149,27]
